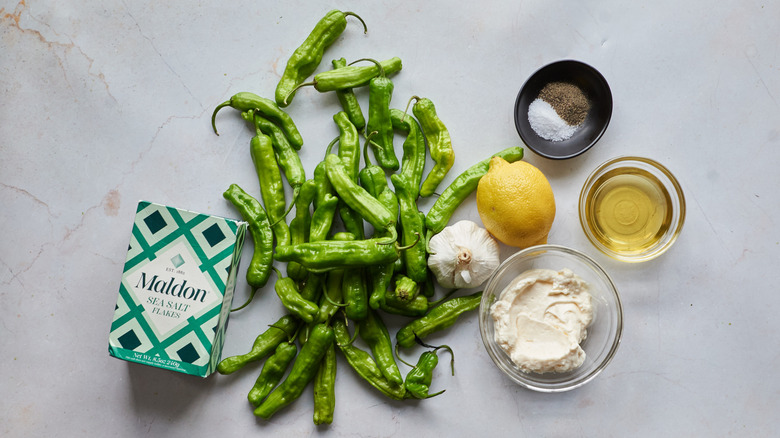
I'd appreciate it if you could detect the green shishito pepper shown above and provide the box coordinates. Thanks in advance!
[391,173,427,283]
[392,275,420,302]
[247,341,298,406]
[391,109,426,197]
[401,344,454,399]
[425,146,524,235]
[273,268,319,324]
[368,263,394,312]
[313,342,337,425]
[338,196,367,240]
[331,114,366,240]
[217,314,299,375]
[274,237,402,273]
[357,133,399,227]
[300,272,324,305]
[380,292,428,317]
[342,267,368,321]
[242,110,307,203]
[409,96,455,197]
[380,276,428,317]
[358,309,404,387]
[332,58,366,129]
[313,158,335,210]
[332,111,362,183]
[222,184,273,291]
[396,291,483,348]
[250,128,291,247]
[275,10,367,108]
[315,264,345,325]
[212,91,303,149]
[310,231,353,325]
[254,323,335,420]
[301,233,354,324]
[286,179,317,281]
[310,160,339,242]
[359,58,398,170]
[284,57,403,99]
[333,318,407,400]
[359,138,399,310]
[309,195,338,243]
[325,153,396,239]
[357,134,388,198]
[421,268,436,298]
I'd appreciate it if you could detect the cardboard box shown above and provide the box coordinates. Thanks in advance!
[108,201,246,377]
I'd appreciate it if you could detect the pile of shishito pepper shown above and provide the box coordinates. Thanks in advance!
[212,10,524,425]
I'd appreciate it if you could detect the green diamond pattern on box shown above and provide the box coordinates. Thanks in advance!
[108,201,247,377]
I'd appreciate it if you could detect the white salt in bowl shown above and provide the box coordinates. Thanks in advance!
[514,60,613,160]
[478,245,623,392]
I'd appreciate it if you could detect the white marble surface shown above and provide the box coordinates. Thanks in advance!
[2,0,779,436]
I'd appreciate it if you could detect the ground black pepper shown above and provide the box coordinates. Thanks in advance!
[538,82,589,126]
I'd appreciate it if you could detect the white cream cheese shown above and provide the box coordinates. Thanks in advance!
[490,268,594,374]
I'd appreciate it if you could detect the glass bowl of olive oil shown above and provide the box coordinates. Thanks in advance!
[579,156,685,262]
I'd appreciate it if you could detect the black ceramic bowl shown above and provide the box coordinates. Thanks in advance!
[514,60,612,160]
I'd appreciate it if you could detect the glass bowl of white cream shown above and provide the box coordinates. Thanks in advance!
[478,244,623,392]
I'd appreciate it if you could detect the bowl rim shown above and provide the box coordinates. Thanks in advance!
[479,244,623,392]
[514,59,613,160]
[578,155,687,262]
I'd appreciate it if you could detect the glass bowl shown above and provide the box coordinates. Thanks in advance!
[514,60,613,160]
[479,245,623,392]
[579,156,686,262]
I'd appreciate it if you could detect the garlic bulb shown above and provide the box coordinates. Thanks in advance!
[428,220,500,289]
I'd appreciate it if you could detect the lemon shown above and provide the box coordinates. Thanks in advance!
[476,157,555,248]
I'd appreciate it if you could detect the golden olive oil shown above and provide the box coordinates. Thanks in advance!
[584,168,673,254]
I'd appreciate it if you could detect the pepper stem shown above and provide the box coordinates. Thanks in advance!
[252,111,262,137]
[376,226,399,246]
[425,389,447,398]
[322,288,348,308]
[346,314,360,344]
[283,81,315,106]
[401,95,421,123]
[427,288,460,307]
[230,287,258,312]
[286,324,303,344]
[348,57,385,78]
[325,135,340,158]
[335,312,360,346]
[414,337,455,376]
[266,322,295,340]
[395,231,421,251]
[211,100,232,135]
[273,186,300,228]
[363,131,378,167]
[424,229,437,255]
[394,343,416,368]
[343,11,368,34]
[367,139,386,156]
[364,130,388,165]
[435,344,455,376]
[265,185,296,229]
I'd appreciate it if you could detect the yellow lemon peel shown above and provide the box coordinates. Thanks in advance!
[476,157,555,248]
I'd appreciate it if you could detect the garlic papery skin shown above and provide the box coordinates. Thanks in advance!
[428,220,500,289]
